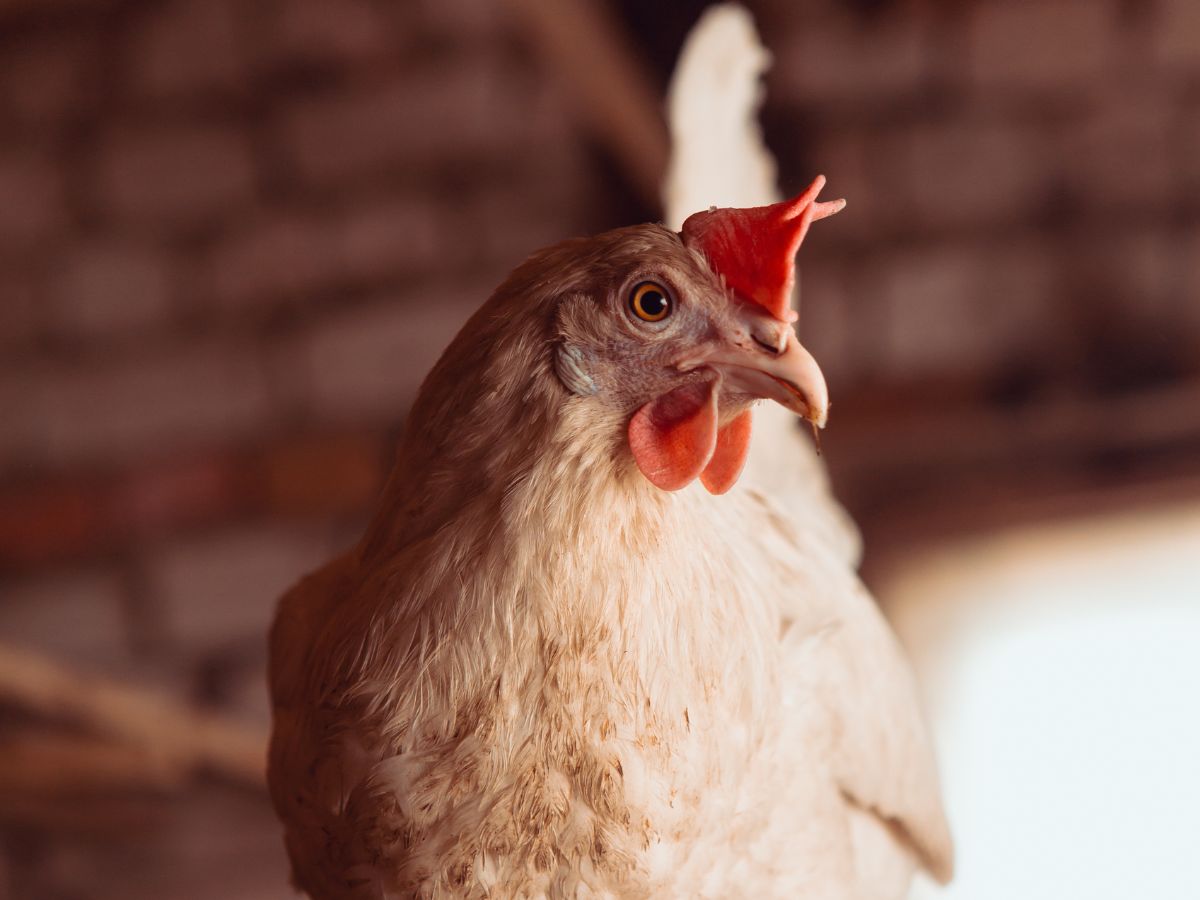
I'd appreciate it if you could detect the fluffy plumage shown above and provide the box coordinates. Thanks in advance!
[268,6,951,898]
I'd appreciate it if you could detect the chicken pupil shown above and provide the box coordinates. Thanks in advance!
[637,289,667,317]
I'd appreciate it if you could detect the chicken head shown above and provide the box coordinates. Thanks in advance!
[552,175,844,495]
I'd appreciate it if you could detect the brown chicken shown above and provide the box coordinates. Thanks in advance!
[268,7,951,898]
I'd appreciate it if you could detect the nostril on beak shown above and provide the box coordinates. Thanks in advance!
[752,334,781,355]
[749,320,790,356]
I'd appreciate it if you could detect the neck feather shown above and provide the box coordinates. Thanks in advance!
[346,291,779,742]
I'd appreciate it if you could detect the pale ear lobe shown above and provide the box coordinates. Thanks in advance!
[628,380,719,491]
[554,344,598,396]
[700,409,752,494]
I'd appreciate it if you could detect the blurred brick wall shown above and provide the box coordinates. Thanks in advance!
[0,0,606,686]
[746,0,1200,524]
[753,0,1200,396]
[0,2,608,894]
[0,0,1198,896]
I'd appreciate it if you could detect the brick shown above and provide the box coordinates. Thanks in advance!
[1118,232,1183,321]
[148,525,331,652]
[280,57,516,186]
[16,789,293,900]
[966,0,1117,92]
[0,370,41,469]
[139,792,294,900]
[985,240,1060,355]
[32,341,272,465]
[1153,0,1200,69]
[208,212,344,309]
[263,0,393,69]
[0,569,128,669]
[1064,230,1199,342]
[1056,229,1199,391]
[895,119,1044,230]
[795,260,861,386]
[522,73,591,150]
[464,176,593,271]
[874,247,982,376]
[0,273,42,349]
[873,241,1054,376]
[1185,110,1200,199]
[51,239,175,338]
[125,0,245,99]
[223,661,271,725]
[108,452,244,536]
[209,199,445,311]
[95,124,257,227]
[260,431,386,516]
[807,130,883,242]
[0,0,114,16]
[0,481,104,568]
[339,196,443,282]
[0,456,242,567]
[296,286,485,422]
[0,150,68,249]
[1059,96,1174,213]
[414,0,505,39]
[1182,232,1200,334]
[771,9,930,103]
[0,34,96,131]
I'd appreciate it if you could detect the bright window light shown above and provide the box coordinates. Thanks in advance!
[883,502,1200,900]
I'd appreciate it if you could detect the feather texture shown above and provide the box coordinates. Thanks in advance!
[267,6,951,898]
[665,3,952,887]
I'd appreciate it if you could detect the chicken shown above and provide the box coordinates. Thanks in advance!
[268,7,952,899]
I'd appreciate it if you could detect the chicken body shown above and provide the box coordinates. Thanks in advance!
[268,224,952,899]
[270,8,951,896]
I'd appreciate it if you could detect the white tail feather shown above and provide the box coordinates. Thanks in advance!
[663,3,779,230]
[663,3,859,563]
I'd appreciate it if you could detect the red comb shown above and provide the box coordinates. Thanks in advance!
[680,176,845,322]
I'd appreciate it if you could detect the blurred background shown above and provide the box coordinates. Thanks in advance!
[0,0,1198,897]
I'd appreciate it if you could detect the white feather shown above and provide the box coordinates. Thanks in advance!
[267,6,953,898]
[663,2,953,892]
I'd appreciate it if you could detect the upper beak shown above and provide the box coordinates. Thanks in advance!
[682,311,830,428]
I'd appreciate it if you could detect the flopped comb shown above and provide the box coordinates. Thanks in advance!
[680,176,846,321]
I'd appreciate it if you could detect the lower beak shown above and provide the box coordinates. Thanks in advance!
[694,329,830,428]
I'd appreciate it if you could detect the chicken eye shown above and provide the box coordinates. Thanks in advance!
[630,282,672,323]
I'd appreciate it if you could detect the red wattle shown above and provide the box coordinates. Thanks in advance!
[628,381,719,491]
[700,409,753,495]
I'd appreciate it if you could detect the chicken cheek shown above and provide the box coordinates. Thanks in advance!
[700,409,752,495]
[628,381,719,491]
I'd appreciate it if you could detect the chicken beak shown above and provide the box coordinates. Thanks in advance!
[687,312,830,429]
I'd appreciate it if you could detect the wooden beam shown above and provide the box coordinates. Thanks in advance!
[811,377,1200,580]
[824,377,1200,485]
[0,732,185,797]
[504,0,669,211]
[0,643,266,789]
